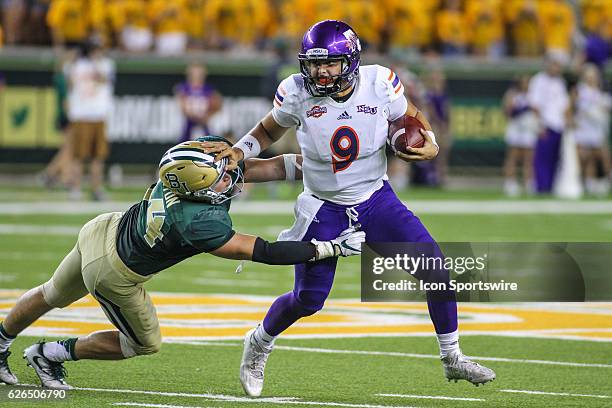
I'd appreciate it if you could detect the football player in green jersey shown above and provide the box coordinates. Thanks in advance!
[0,136,365,390]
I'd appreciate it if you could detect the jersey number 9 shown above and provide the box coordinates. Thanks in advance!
[330,126,360,173]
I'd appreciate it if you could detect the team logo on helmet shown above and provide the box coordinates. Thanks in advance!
[342,30,361,53]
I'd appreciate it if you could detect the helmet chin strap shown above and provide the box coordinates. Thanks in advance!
[331,82,355,102]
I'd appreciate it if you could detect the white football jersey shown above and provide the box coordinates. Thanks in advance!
[272,65,408,205]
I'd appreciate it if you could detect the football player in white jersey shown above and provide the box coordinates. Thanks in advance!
[210,20,496,396]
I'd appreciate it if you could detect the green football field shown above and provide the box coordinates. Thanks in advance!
[0,186,611,408]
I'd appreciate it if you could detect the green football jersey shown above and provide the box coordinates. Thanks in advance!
[116,181,235,276]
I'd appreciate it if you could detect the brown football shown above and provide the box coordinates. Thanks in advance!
[387,115,426,154]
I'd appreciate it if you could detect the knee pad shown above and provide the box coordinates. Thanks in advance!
[119,332,161,357]
[294,289,329,316]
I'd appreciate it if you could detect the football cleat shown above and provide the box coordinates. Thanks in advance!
[441,350,496,386]
[23,342,72,390]
[0,350,18,385]
[239,328,273,397]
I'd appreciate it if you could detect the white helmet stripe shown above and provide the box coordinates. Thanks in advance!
[167,150,215,162]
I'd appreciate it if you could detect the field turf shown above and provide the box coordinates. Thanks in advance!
[0,186,611,407]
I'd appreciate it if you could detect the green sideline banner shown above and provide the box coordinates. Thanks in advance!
[0,68,514,164]
[0,90,508,148]
[0,87,63,148]
[451,99,506,143]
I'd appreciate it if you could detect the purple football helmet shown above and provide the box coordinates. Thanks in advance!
[298,20,361,97]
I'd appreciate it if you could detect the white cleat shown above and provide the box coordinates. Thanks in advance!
[442,350,496,386]
[0,350,18,385]
[23,342,73,390]
[239,328,272,397]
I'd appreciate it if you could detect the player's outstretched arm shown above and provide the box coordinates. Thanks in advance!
[210,225,365,265]
[243,154,303,183]
[212,111,290,171]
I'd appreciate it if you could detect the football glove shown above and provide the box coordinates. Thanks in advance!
[311,223,365,260]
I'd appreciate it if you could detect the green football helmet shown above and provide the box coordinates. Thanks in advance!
[158,136,243,204]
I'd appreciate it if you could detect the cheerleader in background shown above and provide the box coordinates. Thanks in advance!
[503,75,539,196]
[573,64,612,196]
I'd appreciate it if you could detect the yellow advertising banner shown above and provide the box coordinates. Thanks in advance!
[0,86,62,148]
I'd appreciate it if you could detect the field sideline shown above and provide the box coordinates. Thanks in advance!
[0,190,611,407]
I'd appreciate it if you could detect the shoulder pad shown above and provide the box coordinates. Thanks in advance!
[273,74,308,111]
[374,65,405,103]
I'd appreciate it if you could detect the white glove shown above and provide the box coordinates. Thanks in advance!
[311,224,366,260]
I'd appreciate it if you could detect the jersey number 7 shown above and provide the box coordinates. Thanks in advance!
[330,126,360,173]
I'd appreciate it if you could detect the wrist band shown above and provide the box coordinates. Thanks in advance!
[283,154,298,180]
[426,130,439,150]
[234,135,261,160]
[311,239,335,261]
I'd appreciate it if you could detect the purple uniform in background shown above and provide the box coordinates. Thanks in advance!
[427,92,450,124]
[175,82,215,143]
[534,128,563,192]
[527,69,569,193]
[411,91,450,186]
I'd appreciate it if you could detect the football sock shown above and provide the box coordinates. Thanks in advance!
[253,324,275,351]
[437,329,460,358]
[0,322,16,353]
[43,338,78,362]
[426,297,458,335]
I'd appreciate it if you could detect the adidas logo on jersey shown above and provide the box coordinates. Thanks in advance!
[337,111,352,120]
[244,141,254,151]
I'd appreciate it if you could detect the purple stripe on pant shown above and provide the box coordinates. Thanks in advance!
[534,128,562,193]
[262,181,458,336]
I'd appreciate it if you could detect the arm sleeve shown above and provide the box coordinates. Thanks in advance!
[387,95,409,121]
[252,237,316,265]
[186,208,236,252]
[272,108,300,127]
[271,76,301,127]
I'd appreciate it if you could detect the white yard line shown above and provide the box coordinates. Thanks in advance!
[500,389,610,399]
[0,224,80,235]
[2,200,612,215]
[114,403,217,408]
[114,404,219,408]
[166,340,612,369]
[73,386,420,408]
[376,393,484,402]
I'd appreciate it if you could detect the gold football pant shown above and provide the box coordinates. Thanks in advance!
[41,212,161,357]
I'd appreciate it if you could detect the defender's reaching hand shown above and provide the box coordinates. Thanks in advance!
[312,224,365,260]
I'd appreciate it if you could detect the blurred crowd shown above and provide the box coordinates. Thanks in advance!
[0,0,610,62]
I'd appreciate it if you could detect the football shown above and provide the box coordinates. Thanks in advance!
[387,114,426,154]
